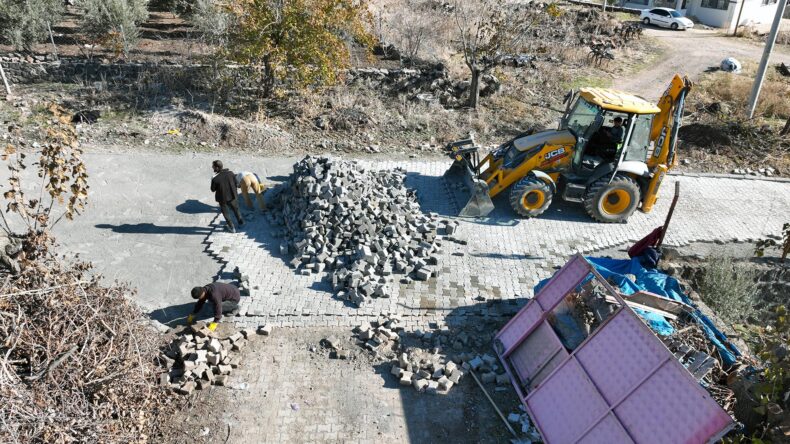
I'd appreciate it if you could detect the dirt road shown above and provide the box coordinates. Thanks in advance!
[617,27,790,100]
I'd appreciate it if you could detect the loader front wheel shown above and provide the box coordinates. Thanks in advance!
[509,177,553,218]
[584,174,641,223]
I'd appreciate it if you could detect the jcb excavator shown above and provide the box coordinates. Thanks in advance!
[444,74,692,223]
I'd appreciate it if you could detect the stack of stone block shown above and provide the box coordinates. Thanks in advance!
[353,314,403,353]
[392,350,466,395]
[158,323,255,395]
[269,156,458,305]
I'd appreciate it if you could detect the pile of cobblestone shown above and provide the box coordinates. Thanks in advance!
[158,323,257,395]
[269,156,458,306]
[392,348,467,395]
[351,315,512,395]
[354,314,403,354]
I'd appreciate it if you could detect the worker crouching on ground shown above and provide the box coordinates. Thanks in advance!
[186,282,241,331]
[211,160,245,233]
[236,171,268,212]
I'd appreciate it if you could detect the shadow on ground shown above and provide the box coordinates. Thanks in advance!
[96,222,214,235]
[366,299,529,443]
[406,171,597,226]
[176,199,218,214]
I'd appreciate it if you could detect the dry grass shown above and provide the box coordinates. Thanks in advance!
[694,62,790,120]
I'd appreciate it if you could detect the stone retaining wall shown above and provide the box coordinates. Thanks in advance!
[0,56,236,91]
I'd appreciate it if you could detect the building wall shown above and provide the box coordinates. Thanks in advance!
[624,0,781,30]
[731,0,782,32]
[686,0,734,27]
[623,0,654,9]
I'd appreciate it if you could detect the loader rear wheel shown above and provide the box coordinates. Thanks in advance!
[509,177,553,218]
[584,174,640,223]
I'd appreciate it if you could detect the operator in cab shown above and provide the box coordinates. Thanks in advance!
[589,116,624,159]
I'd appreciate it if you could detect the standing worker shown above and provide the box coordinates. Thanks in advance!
[211,160,244,233]
[186,282,241,331]
[236,171,268,212]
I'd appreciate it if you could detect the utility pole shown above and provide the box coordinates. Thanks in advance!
[732,0,748,36]
[746,0,788,119]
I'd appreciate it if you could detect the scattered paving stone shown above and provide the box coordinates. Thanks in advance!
[481,372,496,384]
[413,378,429,392]
[468,356,484,371]
[426,380,439,394]
[177,381,197,395]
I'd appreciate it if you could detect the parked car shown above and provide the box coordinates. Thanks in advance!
[640,8,694,30]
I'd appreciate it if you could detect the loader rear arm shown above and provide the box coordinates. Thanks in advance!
[649,74,692,170]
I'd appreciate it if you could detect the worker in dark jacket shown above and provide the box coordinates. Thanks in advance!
[187,282,241,331]
[211,160,244,233]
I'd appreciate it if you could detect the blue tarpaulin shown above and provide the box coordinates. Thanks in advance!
[534,257,741,367]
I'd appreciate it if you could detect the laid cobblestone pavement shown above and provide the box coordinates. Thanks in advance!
[192,327,511,444]
[202,160,790,330]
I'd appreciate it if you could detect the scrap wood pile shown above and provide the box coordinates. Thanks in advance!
[661,322,737,415]
[0,248,176,443]
[268,156,457,306]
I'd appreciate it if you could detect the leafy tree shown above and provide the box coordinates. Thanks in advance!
[80,0,150,58]
[227,0,374,98]
[0,0,64,52]
[1,104,88,248]
[453,0,541,108]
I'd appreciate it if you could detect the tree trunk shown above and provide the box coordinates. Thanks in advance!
[781,115,790,136]
[262,56,275,98]
[468,66,481,109]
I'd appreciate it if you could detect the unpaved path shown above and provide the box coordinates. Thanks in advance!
[616,27,790,100]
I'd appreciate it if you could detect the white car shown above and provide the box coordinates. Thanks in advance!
[640,8,694,30]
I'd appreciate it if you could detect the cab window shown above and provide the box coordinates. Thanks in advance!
[624,114,654,161]
[563,98,600,138]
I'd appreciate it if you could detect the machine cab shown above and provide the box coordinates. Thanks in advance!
[560,89,659,178]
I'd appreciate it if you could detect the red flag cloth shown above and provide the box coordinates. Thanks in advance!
[628,227,663,258]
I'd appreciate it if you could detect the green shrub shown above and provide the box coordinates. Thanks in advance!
[190,0,233,49]
[0,0,64,52]
[699,256,758,325]
[80,0,150,58]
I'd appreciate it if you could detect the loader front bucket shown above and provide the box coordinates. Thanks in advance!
[443,158,495,218]
[459,178,495,217]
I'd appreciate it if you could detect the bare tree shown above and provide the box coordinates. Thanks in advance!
[390,0,434,64]
[782,115,790,136]
[453,0,537,108]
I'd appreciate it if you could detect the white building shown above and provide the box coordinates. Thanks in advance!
[622,0,783,32]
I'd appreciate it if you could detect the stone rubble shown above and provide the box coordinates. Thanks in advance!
[507,405,543,444]
[158,322,262,395]
[268,156,458,306]
[348,315,511,395]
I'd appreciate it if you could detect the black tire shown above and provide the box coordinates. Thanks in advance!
[671,22,679,30]
[642,18,650,25]
[583,174,641,223]
[509,176,553,218]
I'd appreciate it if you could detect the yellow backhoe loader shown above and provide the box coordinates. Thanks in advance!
[444,74,692,223]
